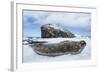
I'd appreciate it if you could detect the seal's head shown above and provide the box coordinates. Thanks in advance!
[80,40,86,47]
[71,40,86,55]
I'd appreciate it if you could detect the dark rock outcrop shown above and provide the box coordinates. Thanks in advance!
[30,40,86,56]
[41,24,75,38]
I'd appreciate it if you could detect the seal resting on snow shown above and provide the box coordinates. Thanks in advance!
[30,40,86,57]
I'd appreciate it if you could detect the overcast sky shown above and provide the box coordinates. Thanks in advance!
[23,10,91,37]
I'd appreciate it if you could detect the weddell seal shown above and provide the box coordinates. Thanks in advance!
[30,40,86,57]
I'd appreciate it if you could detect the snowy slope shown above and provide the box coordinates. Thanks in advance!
[23,38,91,63]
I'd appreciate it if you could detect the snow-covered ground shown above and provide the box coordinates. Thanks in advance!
[22,38,91,63]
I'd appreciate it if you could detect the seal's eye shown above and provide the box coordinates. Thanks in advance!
[80,40,86,46]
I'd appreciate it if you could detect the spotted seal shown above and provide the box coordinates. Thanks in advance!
[30,40,86,57]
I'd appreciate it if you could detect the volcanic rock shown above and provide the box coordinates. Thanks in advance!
[41,24,75,38]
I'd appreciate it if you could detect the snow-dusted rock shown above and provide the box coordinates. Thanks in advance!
[41,24,75,38]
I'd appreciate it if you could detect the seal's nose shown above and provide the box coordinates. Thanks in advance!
[80,40,86,47]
